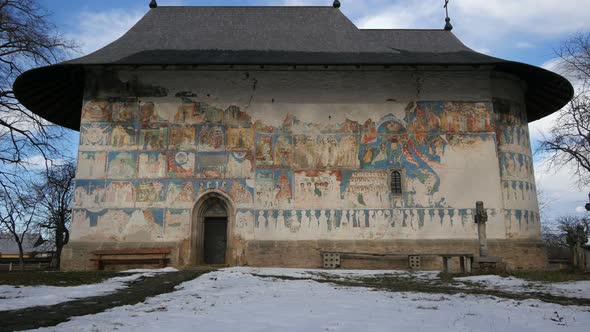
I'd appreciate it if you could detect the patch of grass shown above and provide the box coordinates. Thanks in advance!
[509,270,590,283]
[441,269,590,283]
[263,272,590,307]
[0,271,127,286]
[416,305,439,310]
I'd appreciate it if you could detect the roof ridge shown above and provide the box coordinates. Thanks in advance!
[361,29,447,32]
[155,6,335,8]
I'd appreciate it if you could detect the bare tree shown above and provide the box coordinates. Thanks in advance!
[0,183,39,270]
[1,0,76,267]
[553,215,589,269]
[0,0,75,185]
[542,215,589,268]
[541,223,567,248]
[539,32,590,186]
[34,160,75,269]
[557,215,589,247]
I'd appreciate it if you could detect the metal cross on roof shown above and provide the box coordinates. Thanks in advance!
[444,0,453,31]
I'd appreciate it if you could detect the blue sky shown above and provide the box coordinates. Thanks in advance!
[39,0,590,221]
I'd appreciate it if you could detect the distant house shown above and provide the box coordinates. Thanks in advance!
[0,234,55,259]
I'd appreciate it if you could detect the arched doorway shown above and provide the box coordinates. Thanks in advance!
[191,191,234,265]
[202,198,228,264]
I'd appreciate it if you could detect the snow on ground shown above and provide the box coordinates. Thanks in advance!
[0,268,177,311]
[119,267,178,274]
[242,266,439,281]
[454,275,590,299]
[33,268,590,332]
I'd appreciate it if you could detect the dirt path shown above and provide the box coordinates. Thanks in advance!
[0,269,212,331]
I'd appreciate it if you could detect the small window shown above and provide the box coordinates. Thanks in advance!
[391,170,402,195]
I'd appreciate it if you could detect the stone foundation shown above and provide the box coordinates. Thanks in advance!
[244,239,547,271]
[61,238,547,272]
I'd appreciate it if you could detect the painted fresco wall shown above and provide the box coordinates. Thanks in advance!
[71,69,539,247]
[495,99,540,238]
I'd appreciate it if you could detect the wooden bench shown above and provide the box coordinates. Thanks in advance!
[90,248,171,270]
[441,254,474,273]
[321,251,413,269]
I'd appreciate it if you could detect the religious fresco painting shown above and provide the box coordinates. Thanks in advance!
[169,125,197,150]
[494,99,537,202]
[107,152,137,179]
[198,124,225,151]
[81,100,111,122]
[80,124,110,150]
[105,181,135,208]
[255,135,273,166]
[164,209,191,238]
[74,98,539,243]
[140,125,168,150]
[110,124,137,150]
[196,152,227,178]
[77,152,107,179]
[168,152,196,178]
[138,152,167,178]
[74,180,105,208]
[226,152,254,179]
[167,181,195,208]
[227,126,254,151]
[140,101,167,123]
[137,180,167,206]
[110,99,138,123]
[294,170,341,209]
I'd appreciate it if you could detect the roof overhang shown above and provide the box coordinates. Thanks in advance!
[12,6,573,131]
[13,57,573,131]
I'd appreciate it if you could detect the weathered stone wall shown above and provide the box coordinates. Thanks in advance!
[61,239,547,271]
[65,67,543,270]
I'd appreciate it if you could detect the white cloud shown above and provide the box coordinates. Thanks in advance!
[279,0,590,55]
[516,42,534,49]
[541,57,563,72]
[528,111,559,147]
[69,9,145,55]
[356,2,439,30]
[535,157,590,221]
[21,155,66,170]
[455,0,590,36]
[474,48,491,54]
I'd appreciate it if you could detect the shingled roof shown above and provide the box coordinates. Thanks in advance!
[13,6,573,130]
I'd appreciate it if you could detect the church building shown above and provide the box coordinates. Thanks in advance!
[14,2,573,270]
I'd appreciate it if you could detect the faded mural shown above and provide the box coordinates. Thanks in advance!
[74,98,539,242]
[494,99,539,237]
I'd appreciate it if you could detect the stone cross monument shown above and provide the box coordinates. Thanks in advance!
[475,201,488,257]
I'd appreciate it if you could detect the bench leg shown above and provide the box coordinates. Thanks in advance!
[460,256,465,273]
[95,259,102,271]
[443,257,452,273]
